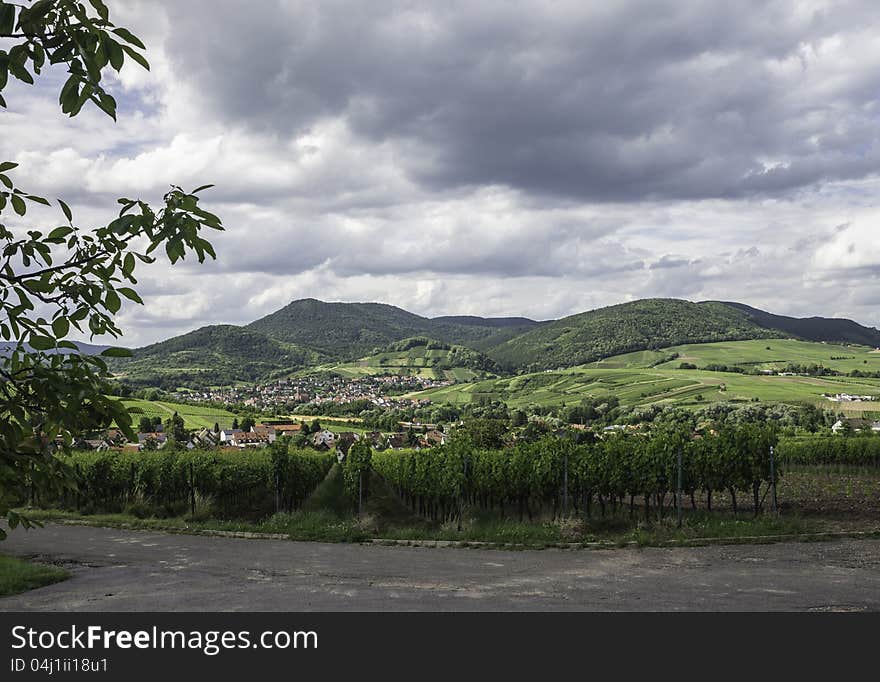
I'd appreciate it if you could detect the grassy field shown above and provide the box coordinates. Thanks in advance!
[408,339,880,410]
[0,554,68,597]
[307,340,490,382]
[591,339,880,372]
[122,399,239,430]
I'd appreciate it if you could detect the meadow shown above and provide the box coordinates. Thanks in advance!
[121,398,239,430]
[309,343,488,382]
[410,339,880,411]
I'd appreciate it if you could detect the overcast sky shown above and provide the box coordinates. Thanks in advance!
[3,0,880,346]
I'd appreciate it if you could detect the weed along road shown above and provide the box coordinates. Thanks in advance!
[1,524,879,611]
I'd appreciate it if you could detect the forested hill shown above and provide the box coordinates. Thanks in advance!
[110,298,880,388]
[245,298,537,359]
[110,325,321,389]
[485,299,781,371]
[716,302,880,348]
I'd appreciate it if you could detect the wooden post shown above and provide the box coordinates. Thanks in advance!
[769,445,778,516]
[189,462,196,518]
[563,451,569,517]
[676,446,683,529]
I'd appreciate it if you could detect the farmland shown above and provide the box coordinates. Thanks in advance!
[409,339,880,412]
[308,338,495,382]
[120,399,238,430]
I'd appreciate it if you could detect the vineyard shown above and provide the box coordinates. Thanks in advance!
[778,435,880,467]
[26,430,880,531]
[47,446,333,519]
[372,426,781,522]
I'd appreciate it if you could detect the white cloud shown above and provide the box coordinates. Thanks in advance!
[2,0,880,346]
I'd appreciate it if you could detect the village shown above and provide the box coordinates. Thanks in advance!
[77,417,449,457]
[165,374,450,411]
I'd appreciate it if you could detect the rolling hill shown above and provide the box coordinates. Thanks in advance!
[486,299,780,371]
[111,297,880,389]
[717,302,880,347]
[246,298,538,358]
[110,325,321,389]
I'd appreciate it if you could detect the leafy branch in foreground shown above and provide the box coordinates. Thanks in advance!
[0,0,223,537]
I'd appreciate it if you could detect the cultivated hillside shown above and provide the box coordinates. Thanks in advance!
[486,299,780,370]
[313,336,500,381]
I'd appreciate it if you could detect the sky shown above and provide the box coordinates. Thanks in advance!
[2,0,880,346]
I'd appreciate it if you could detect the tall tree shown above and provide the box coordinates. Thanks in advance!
[0,0,223,537]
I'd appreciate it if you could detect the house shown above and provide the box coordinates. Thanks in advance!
[219,429,241,443]
[311,430,337,450]
[137,431,167,444]
[387,432,410,449]
[832,418,880,434]
[271,424,302,438]
[423,429,446,446]
[229,430,270,448]
[251,425,277,444]
[365,431,388,449]
[189,428,219,449]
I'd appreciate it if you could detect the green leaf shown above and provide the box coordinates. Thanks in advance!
[0,161,18,172]
[28,335,55,351]
[112,27,146,50]
[100,346,132,358]
[47,226,73,240]
[88,0,110,22]
[105,289,121,313]
[10,193,25,216]
[58,199,73,222]
[26,194,50,206]
[106,38,124,71]
[192,184,215,194]
[52,317,70,339]
[117,287,143,304]
[9,61,33,85]
[122,252,135,277]
[120,44,149,71]
[0,4,15,36]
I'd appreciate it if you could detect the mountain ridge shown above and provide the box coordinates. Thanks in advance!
[113,297,880,388]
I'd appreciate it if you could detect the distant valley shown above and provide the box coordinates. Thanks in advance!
[107,297,880,414]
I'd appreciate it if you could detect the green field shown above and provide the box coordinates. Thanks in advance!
[307,339,491,382]
[591,339,880,373]
[409,339,880,411]
[122,399,239,430]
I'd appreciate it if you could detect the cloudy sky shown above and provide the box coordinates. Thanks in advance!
[3,0,880,346]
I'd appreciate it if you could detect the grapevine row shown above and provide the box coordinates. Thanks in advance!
[372,425,780,520]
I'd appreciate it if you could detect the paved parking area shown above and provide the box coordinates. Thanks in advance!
[2,524,879,611]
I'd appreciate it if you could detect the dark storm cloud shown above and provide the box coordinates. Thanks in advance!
[160,0,880,202]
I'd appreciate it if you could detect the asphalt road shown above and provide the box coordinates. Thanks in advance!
[1,524,879,611]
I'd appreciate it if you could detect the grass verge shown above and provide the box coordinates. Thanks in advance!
[17,506,875,550]
[0,554,69,597]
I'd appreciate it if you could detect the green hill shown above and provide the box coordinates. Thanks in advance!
[487,299,779,371]
[246,298,537,359]
[717,302,880,347]
[111,325,321,389]
[313,336,500,381]
[112,298,880,389]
